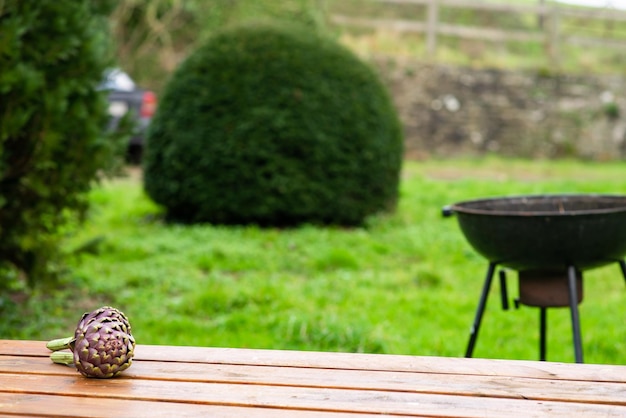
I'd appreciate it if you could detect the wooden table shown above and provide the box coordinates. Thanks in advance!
[2,340,626,417]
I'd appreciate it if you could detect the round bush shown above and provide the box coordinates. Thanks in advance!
[143,21,403,226]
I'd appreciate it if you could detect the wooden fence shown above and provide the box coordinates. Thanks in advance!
[331,0,626,66]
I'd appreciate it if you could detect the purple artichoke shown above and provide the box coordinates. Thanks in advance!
[47,306,136,378]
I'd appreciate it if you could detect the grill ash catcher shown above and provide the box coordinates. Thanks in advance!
[443,194,626,363]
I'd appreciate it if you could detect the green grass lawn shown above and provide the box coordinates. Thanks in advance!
[2,157,625,364]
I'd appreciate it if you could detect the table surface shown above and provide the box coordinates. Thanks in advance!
[2,340,626,417]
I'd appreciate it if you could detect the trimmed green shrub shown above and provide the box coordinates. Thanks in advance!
[143,21,403,226]
[0,1,120,287]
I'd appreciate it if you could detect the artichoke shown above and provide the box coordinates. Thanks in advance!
[47,306,135,378]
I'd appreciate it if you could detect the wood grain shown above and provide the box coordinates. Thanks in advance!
[2,340,626,418]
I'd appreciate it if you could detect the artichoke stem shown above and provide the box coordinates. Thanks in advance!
[46,337,75,352]
[50,351,75,366]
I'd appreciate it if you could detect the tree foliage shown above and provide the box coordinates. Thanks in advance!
[0,0,120,287]
[109,0,331,91]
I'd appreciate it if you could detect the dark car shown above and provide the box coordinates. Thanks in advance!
[100,69,157,162]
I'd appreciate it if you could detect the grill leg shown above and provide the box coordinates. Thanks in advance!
[539,307,547,361]
[499,270,509,311]
[465,262,497,358]
[567,265,583,363]
[619,260,626,285]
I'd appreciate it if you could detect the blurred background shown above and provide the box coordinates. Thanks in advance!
[2,0,626,364]
[110,0,626,161]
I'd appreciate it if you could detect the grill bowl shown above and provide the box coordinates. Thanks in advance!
[444,194,626,271]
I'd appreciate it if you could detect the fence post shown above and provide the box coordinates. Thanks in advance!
[426,0,439,57]
[547,4,560,70]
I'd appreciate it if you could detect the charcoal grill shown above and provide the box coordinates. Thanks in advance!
[443,194,626,363]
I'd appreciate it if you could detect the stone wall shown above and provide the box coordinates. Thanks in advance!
[375,58,626,160]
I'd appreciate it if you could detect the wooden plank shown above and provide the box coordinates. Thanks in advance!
[436,22,543,42]
[2,374,625,417]
[3,341,626,417]
[331,15,428,32]
[2,356,626,406]
[3,340,626,383]
[0,393,383,418]
[377,0,626,20]
[378,0,551,15]
[565,35,626,49]
[558,6,626,21]
[331,15,544,42]
[136,344,626,383]
[0,340,48,357]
